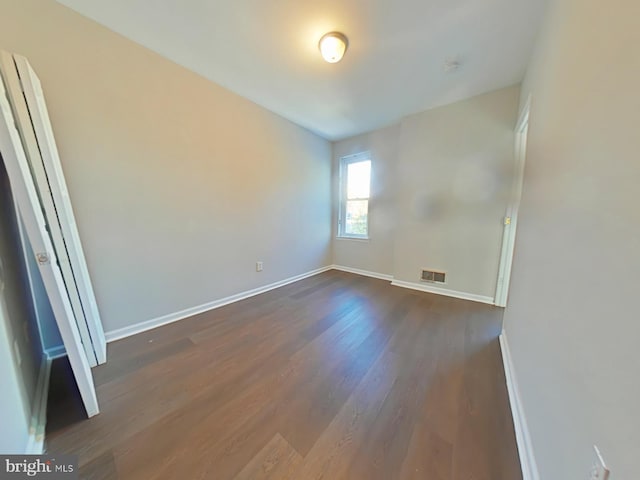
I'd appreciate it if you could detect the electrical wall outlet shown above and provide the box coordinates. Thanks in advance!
[256,261,263,272]
[588,445,610,480]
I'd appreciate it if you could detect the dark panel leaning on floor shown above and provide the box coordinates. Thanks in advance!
[46,270,522,480]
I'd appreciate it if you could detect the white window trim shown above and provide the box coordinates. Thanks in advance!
[337,152,371,240]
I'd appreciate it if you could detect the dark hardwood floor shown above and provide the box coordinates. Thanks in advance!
[46,270,522,480]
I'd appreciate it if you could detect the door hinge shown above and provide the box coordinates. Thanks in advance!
[504,216,512,226]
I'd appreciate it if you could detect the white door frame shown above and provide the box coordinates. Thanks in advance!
[0,75,99,417]
[495,96,531,307]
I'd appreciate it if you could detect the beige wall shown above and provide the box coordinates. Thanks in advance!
[393,87,519,296]
[332,87,519,299]
[0,0,332,333]
[504,0,640,478]
[332,125,399,275]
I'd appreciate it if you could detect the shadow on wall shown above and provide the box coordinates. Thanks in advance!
[18,224,65,356]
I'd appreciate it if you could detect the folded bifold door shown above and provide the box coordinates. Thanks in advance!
[0,51,106,366]
[0,74,99,417]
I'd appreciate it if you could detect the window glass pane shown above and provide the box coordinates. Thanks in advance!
[345,200,368,236]
[347,160,371,199]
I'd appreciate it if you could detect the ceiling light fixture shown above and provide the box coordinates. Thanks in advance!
[319,32,348,63]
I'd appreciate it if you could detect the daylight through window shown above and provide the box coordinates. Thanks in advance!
[339,155,371,238]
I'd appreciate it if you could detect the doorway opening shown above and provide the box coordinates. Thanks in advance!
[495,97,531,307]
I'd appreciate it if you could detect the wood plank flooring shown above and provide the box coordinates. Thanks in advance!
[46,270,522,480]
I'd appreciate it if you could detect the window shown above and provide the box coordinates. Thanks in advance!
[338,153,371,238]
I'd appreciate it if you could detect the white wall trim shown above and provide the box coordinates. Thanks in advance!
[25,357,51,454]
[331,264,393,281]
[390,279,495,305]
[104,265,494,345]
[105,265,333,343]
[499,332,540,480]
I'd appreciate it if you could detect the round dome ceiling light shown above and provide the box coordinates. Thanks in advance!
[319,32,349,63]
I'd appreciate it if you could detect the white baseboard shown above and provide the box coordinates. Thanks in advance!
[25,357,51,454]
[331,264,394,281]
[105,265,333,343]
[390,279,495,305]
[104,264,493,344]
[499,332,540,480]
[45,344,66,359]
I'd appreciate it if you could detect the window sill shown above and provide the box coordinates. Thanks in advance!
[336,236,370,242]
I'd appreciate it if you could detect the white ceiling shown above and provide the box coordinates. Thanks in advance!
[57,0,546,141]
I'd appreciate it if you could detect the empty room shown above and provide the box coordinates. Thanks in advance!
[0,0,638,479]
